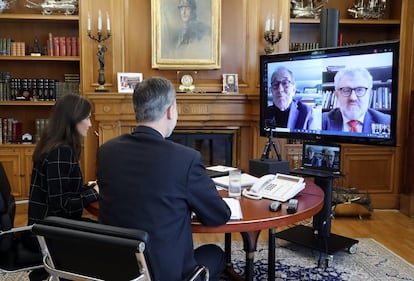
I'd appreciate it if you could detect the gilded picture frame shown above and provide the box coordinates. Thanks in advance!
[151,0,221,70]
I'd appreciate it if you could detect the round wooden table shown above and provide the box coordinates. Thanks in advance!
[87,181,324,281]
[192,182,323,281]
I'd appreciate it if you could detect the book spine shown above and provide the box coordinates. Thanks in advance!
[20,42,25,56]
[65,37,72,56]
[0,72,3,101]
[48,32,54,56]
[35,119,41,143]
[53,37,60,57]
[71,36,77,56]
[43,79,49,101]
[6,38,11,56]
[59,37,66,56]
[2,118,7,143]
[0,118,2,144]
[49,79,56,101]
[12,120,22,143]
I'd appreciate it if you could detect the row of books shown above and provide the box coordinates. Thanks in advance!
[0,38,12,56]
[290,42,320,51]
[0,72,80,101]
[35,118,49,143]
[321,87,392,110]
[289,41,358,52]
[0,118,22,144]
[0,118,49,144]
[47,34,79,57]
[0,35,79,57]
[0,39,26,56]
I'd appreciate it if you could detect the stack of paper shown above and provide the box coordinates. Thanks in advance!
[206,165,238,178]
[213,173,259,188]
[223,198,243,220]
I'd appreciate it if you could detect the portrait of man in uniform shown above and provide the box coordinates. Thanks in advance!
[152,0,221,69]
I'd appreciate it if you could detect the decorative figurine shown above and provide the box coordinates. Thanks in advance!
[31,36,41,56]
[88,10,111,92]
[348,0,389,19]
[290,0,327,19]
[25,0,78,15]
[0,0,16,12]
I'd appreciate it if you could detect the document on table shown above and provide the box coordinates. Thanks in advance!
[223,198,243,220]
[207,165,238,172]
[213,173,259,189]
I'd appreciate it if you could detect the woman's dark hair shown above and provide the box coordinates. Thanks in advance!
[32,94,92,162]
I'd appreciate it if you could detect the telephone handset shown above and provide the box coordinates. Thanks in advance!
[242,173,305,202]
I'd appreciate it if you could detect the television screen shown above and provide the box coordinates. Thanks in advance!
[259,40,399,146]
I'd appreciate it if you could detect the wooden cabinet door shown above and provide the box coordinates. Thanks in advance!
[0,148,23,198]
[22,148,34,199]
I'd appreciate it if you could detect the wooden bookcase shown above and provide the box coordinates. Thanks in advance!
[0,4,80,199]
[289,0,401,48]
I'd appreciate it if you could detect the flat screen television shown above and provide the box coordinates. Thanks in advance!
[259,40,399,146]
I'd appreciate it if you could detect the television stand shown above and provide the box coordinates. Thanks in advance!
[276,169,359,266]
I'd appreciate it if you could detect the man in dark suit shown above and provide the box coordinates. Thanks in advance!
[96,77,231,281]
[322,66,390,132]
[321,149,339,169]
[303,146,320,167]
[265,66,316,130]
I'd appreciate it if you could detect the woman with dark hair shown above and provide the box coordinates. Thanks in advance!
[25,94,99,281]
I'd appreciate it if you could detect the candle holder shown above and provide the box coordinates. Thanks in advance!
[88,30,111,92]
[264,30,282,55]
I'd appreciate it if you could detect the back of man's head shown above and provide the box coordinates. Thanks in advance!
[133,77,176,123]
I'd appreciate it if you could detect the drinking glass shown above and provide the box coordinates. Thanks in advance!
[228,169,242,199]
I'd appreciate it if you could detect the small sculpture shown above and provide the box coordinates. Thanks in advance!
[25,0,78,15]
[348,0,388,19]
[0,0,16,13]
[290,0,327,19]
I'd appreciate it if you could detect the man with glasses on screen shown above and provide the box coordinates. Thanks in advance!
[322,66,390,133]
[265,66,315,130]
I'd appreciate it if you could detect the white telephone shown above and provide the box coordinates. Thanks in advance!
[242,173,305,202]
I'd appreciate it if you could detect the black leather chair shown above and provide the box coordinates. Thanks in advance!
[0,162,43,277]
[32,216,209,281]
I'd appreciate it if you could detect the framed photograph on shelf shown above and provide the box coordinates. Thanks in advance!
[151,0,221,70]
[117,73,143,93]
[222,74,239,93]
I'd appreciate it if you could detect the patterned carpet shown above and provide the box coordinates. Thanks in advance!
[1,238,413,281]
[220,238,414,281]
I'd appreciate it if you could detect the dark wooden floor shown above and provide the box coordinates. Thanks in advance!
[15,205,414,265]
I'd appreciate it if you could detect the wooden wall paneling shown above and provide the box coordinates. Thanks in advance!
[0,149,22,198]
[399,0,414,216]
[123,0,152,77]
[80,0,124,179]
[341,145,398,208]
[80,0,120,94]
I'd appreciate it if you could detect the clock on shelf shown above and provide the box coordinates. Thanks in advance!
[177,71,196,93]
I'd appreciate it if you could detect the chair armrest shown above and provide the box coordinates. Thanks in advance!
[0,225,33,236]
[15,199,29,205]
[186,264,209,281]
[42,255,107,281]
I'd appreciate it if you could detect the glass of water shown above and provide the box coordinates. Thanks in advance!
[228,169,242,199]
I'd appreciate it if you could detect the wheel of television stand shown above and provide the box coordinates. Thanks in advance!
[323,242,357,268]
[276,169,359,266]
[348,243,358,254]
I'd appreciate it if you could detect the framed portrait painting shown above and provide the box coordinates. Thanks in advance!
[151,0,221,70]
[117,73,143,93]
